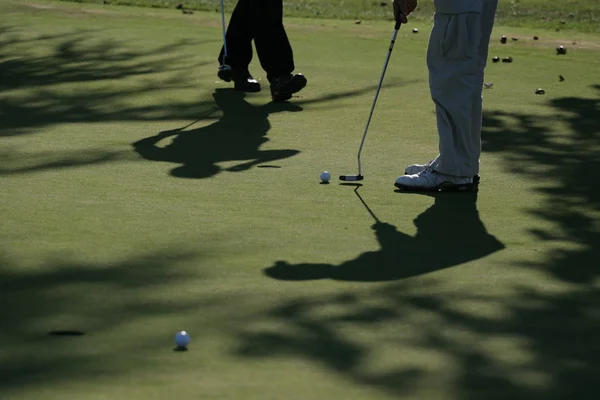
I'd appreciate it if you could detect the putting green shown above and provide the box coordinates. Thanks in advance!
[1,1,599,399]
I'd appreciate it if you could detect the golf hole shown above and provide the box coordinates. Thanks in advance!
[47,330,85,336]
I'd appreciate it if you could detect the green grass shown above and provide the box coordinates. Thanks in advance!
[1,0,600,399]
[54,0,600,33]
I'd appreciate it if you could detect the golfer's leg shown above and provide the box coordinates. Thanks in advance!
[428,7,483,177]
[218,0,253,69]
[470,0,499,175]
[251,0,295,82]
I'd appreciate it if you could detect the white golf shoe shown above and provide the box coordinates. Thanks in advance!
[404,160,435,175]
[395,168,475,192]
[404,160,481,185]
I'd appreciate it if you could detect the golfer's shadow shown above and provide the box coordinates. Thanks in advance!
[132,88,301,179]
[265,190,505,282]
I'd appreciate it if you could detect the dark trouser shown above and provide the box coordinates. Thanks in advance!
[218,0,295,82]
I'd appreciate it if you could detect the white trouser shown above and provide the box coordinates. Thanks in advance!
[427,0,498,177]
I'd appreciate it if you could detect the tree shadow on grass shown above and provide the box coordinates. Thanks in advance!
[235,277,600,398]
[131,77,421,180]
[0,25,214,136]
[482,83,600,284]
[0,80,418,176]
[0,250,228,394]
[0,147,132,175]
[0,32,200,91]
[233,87,600,397]
[0,24,422,138]
[1,23,422,175]
[132,88,302,179]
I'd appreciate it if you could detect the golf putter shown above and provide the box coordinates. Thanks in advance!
[340,21,402,182]
[217,0,233,81]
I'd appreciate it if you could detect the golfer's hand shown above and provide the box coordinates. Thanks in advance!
[393,0,417,23]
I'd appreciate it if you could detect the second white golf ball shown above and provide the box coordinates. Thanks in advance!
[175,331,191,348]
[320,171,331,183]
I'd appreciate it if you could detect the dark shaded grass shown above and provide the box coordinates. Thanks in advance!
[231,85,600,399]
[2,3,599,398]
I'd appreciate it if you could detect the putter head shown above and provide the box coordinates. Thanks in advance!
[339,174,364,181]
[217,64,233,82]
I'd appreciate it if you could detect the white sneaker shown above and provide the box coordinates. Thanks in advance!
[404,160,434,175]
[395,168,474,192]
[404,161,481,185]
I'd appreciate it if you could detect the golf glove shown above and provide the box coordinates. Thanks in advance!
[393,0,417,23]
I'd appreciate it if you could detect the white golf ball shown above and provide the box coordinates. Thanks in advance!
[175,331,190,348]
[320,171,331,183]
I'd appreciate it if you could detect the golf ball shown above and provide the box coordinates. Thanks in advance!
[175,331,190,348]
[320,171,331,183]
